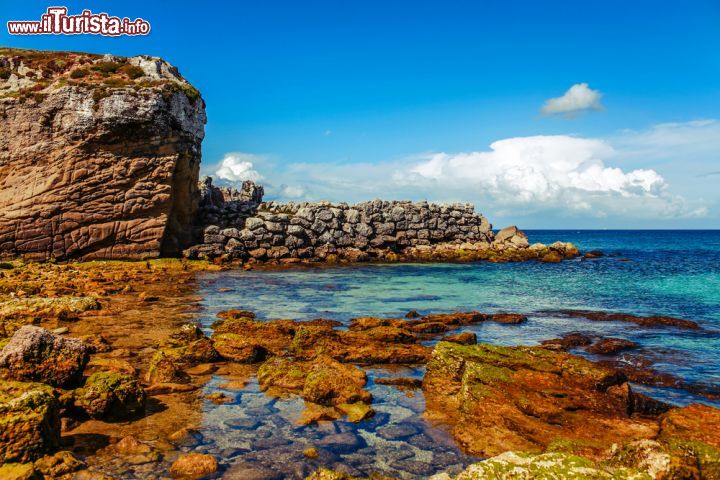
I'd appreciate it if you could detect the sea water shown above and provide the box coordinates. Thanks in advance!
[189,230,720,479]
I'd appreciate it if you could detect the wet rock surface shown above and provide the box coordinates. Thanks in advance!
[0,380,61,464]
[421,342,720,479]
[545,309,701,330]
[0,259,718,480]
[423,342,660,458]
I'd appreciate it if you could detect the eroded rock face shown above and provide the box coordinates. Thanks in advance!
[0,48,206,260]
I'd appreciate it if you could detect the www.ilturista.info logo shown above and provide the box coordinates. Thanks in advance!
[7,7,151,36]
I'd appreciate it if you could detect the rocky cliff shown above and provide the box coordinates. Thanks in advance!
[0,48,206,260]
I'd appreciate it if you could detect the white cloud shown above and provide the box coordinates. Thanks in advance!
[541,83,604,117]
[280,184,306,198]
[208,120,715,223]
[215,153,265,182]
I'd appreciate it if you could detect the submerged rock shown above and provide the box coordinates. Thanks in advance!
[540,331,594,351]
[585,337,638,355]
[0,380,61,463]
[545,309,701,330]
[112,435,161,464]
[0,326,89,387]
[170,453,218,479]
[258,356,373,423]
[34,450,86,477]
[73,371,146,420]
[374,377,423,389]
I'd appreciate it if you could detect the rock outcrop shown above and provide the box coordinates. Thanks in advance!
[0,48,206,260]
[422,342,664,459]
[422,343,720,478]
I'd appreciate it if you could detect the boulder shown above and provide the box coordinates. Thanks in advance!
[493,225,530,249]
[74,371,146,420]
[0,326,89,387]
[0,380,61,463]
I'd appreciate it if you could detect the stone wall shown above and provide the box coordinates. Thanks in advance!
[184,179,499,262]
[184,179,581,264]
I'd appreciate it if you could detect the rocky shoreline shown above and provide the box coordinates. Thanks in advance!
[0,260,718,479]
[1,48,717,480]
[0,49,579,266]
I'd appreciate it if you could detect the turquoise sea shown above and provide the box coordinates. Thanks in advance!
[189,230,720,479]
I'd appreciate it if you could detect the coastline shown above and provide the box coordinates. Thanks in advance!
[2,256,719,479]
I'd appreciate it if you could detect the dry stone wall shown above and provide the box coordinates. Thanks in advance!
[184,179,495,262]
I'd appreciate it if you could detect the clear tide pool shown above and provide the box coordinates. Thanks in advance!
[188,230,720,479]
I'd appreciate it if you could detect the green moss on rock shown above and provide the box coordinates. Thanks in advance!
[0,380,60,464]
[74,371,145,421]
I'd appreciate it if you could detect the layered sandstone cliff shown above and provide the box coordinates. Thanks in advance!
[0,48,206,260]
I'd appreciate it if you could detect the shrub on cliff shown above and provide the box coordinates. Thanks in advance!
[91,61,123,74]
[121,64,145,79]
[69,68,89,79]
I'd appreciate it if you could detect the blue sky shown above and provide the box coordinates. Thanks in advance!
[2,1,719,228]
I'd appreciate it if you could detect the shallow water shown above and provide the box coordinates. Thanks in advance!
[188,230,720,478]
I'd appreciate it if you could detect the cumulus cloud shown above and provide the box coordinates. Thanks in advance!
[541,83,604,117]
[208,120,715,223]
[215,153,265,182]
[401,136,664,204]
